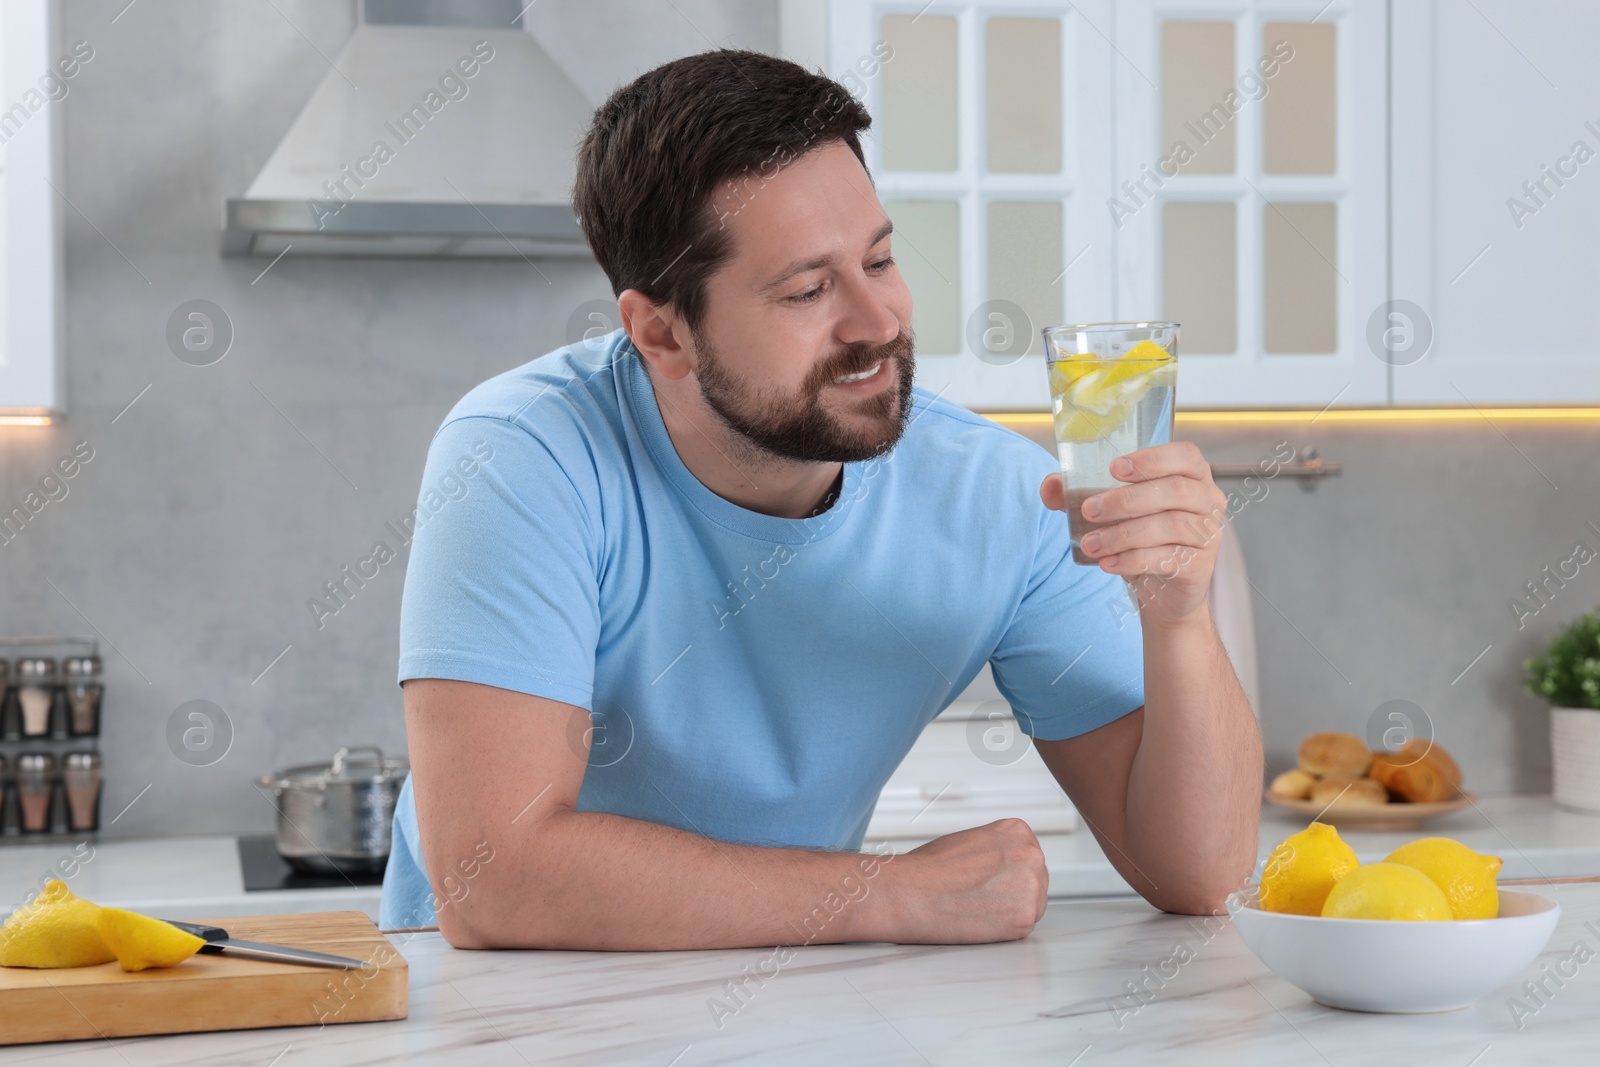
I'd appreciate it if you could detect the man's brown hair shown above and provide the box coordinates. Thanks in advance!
[572,50,873,334]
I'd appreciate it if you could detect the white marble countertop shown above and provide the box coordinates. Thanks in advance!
[5,879,1598,1064]
[1022,793,1600,894]
[2,795,1598,924]
[0,836,384,923]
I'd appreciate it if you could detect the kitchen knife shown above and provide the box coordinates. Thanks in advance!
[162,920,367,970]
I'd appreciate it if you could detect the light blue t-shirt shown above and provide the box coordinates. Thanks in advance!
[379,329,1145,929]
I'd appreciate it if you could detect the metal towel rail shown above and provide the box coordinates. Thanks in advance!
[1209,447,1341,491]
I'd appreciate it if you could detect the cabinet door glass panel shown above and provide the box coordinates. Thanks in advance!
[881,14,959,172]
[987,200,1062,354]
[1162,201,1237,354]
[1160,21,1236,175]
[1262,201,1337,353]
[986,17,1061,173]
[886,199,961,355]
[1262,21,1336,175]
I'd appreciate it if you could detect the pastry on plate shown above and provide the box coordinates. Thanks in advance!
[1297,731,1373,779]
[1369,739,1463,803]
[1309,775,1389,808]
[1268,768,1317,801]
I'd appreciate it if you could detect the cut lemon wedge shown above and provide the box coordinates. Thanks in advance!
[0,883,116,969]
[95,908,207,973]
[1050,340,1173,443]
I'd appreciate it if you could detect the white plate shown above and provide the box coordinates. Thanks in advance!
[1264,789,1475,831]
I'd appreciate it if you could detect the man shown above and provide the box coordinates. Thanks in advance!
[379,49,1262,949]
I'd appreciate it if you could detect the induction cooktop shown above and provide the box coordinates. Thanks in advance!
[237,834,387,891]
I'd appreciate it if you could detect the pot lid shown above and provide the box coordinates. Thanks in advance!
[272,745,409,789]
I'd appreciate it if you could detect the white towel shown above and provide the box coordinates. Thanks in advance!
[1208,517,1261,722]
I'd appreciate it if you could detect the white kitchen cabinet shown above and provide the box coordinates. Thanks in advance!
[821,0,1600,408]
[1113,0,1388,408]
[826,0,1116,412]
[1390,0,1600,404]
[0,0,66,421]
[819,0,1388,410]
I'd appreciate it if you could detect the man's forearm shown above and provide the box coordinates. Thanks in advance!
[1124,606,1263,912]
[437,810,899,951]
[408,680,1047,953]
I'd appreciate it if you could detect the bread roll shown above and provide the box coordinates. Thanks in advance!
[1268,768,1317,800]
[1369,739,1463,803]
[1297,732,1373,779]
[1309,776,1389,807]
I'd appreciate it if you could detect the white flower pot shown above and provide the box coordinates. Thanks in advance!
[1550,707,1600,813]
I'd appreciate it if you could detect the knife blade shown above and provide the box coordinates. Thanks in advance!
[163,920,367,970]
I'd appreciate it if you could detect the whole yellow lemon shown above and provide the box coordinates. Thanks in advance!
[1259,822,1360,916]
[1384,837,1503,920]
[1320,862,1453,921]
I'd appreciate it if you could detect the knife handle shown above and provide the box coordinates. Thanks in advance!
[163,919,231,952]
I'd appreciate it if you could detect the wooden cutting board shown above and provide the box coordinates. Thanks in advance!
[0,910,407,1046]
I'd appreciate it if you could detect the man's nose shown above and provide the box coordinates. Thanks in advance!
[835,270,901,347]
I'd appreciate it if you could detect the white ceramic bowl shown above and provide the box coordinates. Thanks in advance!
[1228,889,1561,1013]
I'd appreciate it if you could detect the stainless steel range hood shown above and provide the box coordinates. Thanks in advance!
[223,15,593,258]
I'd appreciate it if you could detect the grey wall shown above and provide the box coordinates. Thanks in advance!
[0,0,775,839]
[1,0,1590,842]
[1185,420,1599,796]
[520,0,780,104]
[1007,419,1600,796]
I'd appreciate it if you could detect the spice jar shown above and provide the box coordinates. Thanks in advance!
[17,752,56,834]
[63,752,102,833]
[63,656,103,737]
[0,660,14,740]
[16,658,57,739]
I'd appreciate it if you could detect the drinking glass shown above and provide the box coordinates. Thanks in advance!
[1041,322,1179,564]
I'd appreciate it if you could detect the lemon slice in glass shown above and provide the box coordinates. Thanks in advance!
[1050,340,1172,443]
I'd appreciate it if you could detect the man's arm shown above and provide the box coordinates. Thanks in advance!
[1033,442,1263,915]
[1034,611,1262,914]
[406,677,1049,950]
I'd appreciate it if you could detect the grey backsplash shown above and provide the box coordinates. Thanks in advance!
[1010,419,1598,801]
[1,1,1594,839]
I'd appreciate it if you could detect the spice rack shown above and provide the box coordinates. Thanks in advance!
[0,636,104,844]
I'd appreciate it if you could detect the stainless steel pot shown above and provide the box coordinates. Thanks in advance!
[256,745,409,875]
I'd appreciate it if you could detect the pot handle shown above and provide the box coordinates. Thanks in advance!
[330,745,385,775]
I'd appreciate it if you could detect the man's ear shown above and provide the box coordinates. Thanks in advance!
[618,290,694,381]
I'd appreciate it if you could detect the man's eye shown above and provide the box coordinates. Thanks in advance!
[789,284,825,304]
[869,256,894,272]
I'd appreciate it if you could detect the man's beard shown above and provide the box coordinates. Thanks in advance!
[691,327,916,465]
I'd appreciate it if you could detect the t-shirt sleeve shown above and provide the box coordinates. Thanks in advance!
[989,477,1146,742]
[397,413,600,710]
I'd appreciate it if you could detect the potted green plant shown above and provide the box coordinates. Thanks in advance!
[1525,609,1600,812]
